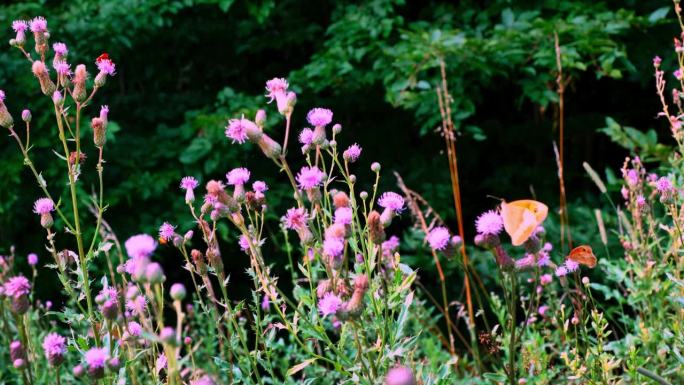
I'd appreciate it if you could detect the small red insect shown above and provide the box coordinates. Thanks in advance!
[96,53,110,63]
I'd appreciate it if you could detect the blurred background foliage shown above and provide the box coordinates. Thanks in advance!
[0,0,676,299]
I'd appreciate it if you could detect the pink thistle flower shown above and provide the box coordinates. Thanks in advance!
[53,42,68,56]
[33,198,54,214]
[158,222,176,242]
[306,108,333,127]
[238,235,251,252]
[427,226,450,250]
[334,207,353,225]
[124,234,157,259]
[382,235,400,257]
[564,259,579,272]
[3,276,31,298]
[31,60,48,75]
[318,292,342,317]
[656,176,673,193]
[180,176,198,190]
[323,237,344,257]
[475,210,503,235]
[99,105,109,121]
[283,207,308,230]
[636,195,646,208]
[96,59,115,76]
[0,90,5,102]
[156,353,167,374]
[225,118,252,144]
[343,144,362,163]
[378,192,405,213]
[514,254,535,269]
[625,169,639,186]
[126,295,147,316]
[84,347,108,369]
[54,60,71,76]
[12,20,28,32]
[540,274,553,285]
[226,167,250,185]
[296,166,325,190]
[252,180,268,193]
[42,333,66,364]
[27,253,38,266]
[127,321,142,337]
[29,17,47,33]
[265,77,290,113]
[261,295,270,311]
[653,56,662,67]
[555,266,568,277]
[298,128,314,145]
[538,305,549,316]
[536,251,550,267]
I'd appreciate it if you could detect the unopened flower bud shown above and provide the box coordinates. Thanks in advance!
[371,162,381,172]
[102,299,118,320]
[333,191,350,208]
[170,283,186,301]
[91,117,106,147]
[21,109,31,122]
[72,64,87,102]
[31,61,56,96]
[52,90,62,104]
[255,109,266,127]
[145,262,165,284]
[368,210,385,244]
[73,364,85,378]
[257,134,282,159]
[0,92,13,129]
[329,139,337,148]
[40,213,54,229]
[360,191,368,200]
[349,174,356,183]
[582,276,590,286]
[13,359,26,369]
[332,123,342,134]
[107,357,121,371]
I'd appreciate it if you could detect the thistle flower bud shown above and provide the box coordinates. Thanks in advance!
[367,210,385,244]
[191,249,207,274]
[68,151,86,166]
[11,21,28,47]
[10,340,26,362]
[333,191,350,208]
[206,247,223,271]
[145,262,165,284]
[91,117,106,147]
[312,125,326,145]
[72,64,88,102]
[31,61,56,95]
[13,359,26,369]
[159,327,178,346]
[52,90,62,104]
[285,91,297,110]
[107,357,121,371]
[21,109,31,122]
[0,91,14,129]
[255,109,267,127]
[73,364,85,378]
[360,191,368,200]
[170,283,186,301]
[257,134,282,159]
[29,17,49,56]
[385,366,417,385]
[102,299,118,320]
[371,162,381,172]
[332,123,342,134]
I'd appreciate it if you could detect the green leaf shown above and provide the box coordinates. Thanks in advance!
[648,7,670,23]
[180,137,212,164]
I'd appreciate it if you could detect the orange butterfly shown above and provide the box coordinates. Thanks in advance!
[500,200,548,246]
[566,245,597,268]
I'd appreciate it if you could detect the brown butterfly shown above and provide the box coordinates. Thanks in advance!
[96,53,110,63]
[566,245,597,268]
[500,200,548,246]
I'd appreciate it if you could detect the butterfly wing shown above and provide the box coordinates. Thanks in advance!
[567,245,597,268]
[501,200,549,246]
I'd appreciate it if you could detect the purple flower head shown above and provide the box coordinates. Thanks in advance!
[296,166,325,190]
[225,118,252,144]
[29,17,47,33]
[53,42,68,56]
[283,207,308,230]
[334,207,353,225]
[96,59,115,76]
[265,77,288,101]
[382,236,400,257]
[252,180,268,193]
[298,128,314,145]
[564,259,579,273]
[42,333,66,360]
[540,274,553,285]
[99,105,109,121]
[656,176,673,193]
[12,20,28,32]
[536,251,550,267]
[238,235,251,252]
[555,266,568,277]
[84,347,108,369]
[33,198,55,214]
[226,167,250,185]
[4,276,31,298]
[27,253,38,266]
[625,169,639,187]
[427,226,450,250]
[318,292,342,317]
[385,366,416,385]
[343,144,362,163]
[636,195,646,208]
[0,90,5,102]
[378,192,405,213]
[475,210,503,235]
[54,60,71,76]
[653,56,662,67]
[125,295,147,316]
[124,234,157,259]
[180,176,198,191]
[127,321,142,337]
[261,295,270,311]
[538,305,549,316]
[158,222,176,242]
[306,108,333,127]
[323,237,344,257]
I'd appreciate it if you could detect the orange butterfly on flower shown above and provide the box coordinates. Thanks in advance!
[500,199,548,246]
[566,245,597,268]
